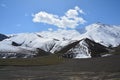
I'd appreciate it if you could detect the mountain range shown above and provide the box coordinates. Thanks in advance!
[0,23,120,59]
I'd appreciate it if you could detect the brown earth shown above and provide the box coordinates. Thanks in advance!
[0,54,120,80]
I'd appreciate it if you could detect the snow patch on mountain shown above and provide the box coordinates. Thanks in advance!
[68,40,91,58]
[38,29,81,40]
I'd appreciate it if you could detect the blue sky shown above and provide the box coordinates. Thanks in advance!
[0,0,120,34]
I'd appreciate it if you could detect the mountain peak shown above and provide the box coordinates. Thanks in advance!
[85,22,107,31]
[82,23,120,47]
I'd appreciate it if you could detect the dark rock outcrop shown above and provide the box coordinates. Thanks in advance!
[35,48,50,56]
[12,41,22,46]
[0,33,8,41]
[84,38,109,57]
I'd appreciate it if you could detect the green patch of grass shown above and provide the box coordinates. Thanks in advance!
[0,54,65,66]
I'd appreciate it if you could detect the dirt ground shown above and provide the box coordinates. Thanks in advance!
[0,55,120,80]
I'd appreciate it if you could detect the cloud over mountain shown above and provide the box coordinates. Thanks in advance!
[32,6,86,29]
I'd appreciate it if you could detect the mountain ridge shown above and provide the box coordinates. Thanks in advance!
[0,23,120,59]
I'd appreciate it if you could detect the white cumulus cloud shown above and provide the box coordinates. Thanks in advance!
[32,6,86,29]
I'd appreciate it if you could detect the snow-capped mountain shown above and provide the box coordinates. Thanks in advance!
[61,38,109,58]
[0,33,73,58]
[38,23,120,47]
[80,23,120,47]
[0,23,120,59]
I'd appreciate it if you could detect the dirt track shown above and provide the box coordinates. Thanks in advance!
[0,55,120,80]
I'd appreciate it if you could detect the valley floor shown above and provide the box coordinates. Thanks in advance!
[0,54,120,80]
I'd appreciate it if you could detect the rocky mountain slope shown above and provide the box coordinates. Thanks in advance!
[0,33,8,41]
